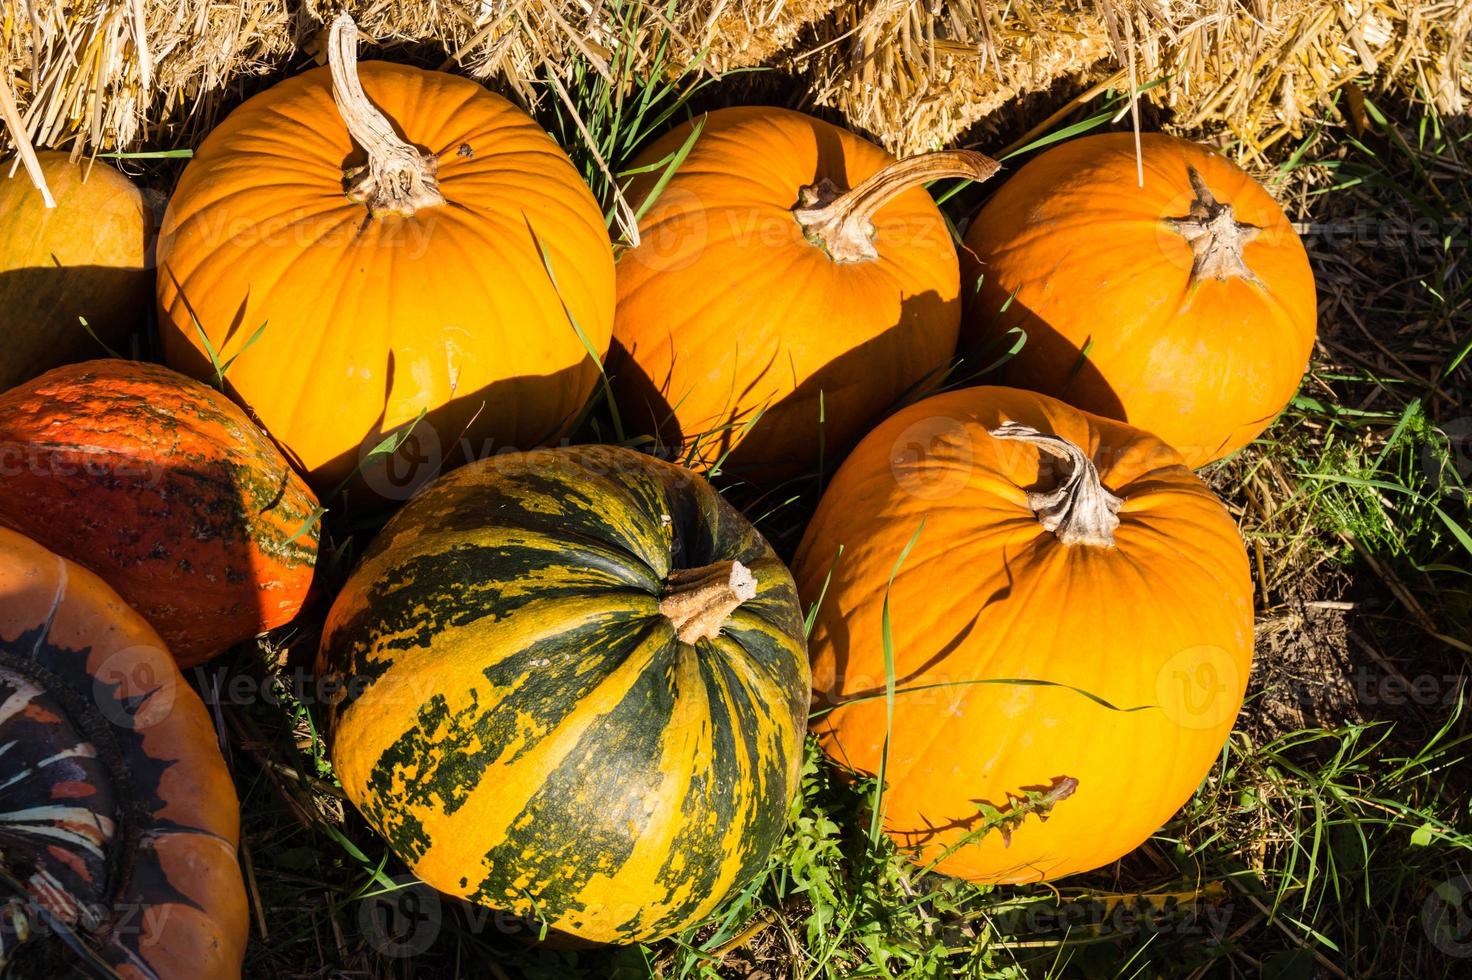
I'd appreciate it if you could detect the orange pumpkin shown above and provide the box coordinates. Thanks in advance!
[0,152,154,389]
[0,359,319,667]
[961,132,1316,467]
[613,107,997,483]
[793,386,1252,882]
[0,524,246,977]
[156,15,615,498]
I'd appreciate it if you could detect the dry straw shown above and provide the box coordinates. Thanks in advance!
[0,1,1467,174]
[800,1,1472,156]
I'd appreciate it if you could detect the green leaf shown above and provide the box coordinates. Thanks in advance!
[631,114,704,224]
[870,518,925,843]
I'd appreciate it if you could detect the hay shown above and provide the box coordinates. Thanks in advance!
[1,1,295,154]
[0,1,829,159]
[0,2,1465,164]
[799,1,1472,157]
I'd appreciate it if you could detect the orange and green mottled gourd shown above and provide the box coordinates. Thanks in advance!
[794,386,1253,882]
[0,525,247,978]
[961,133,1317,467]
[318,444,809,943]
[613,106,998,483]
[0,360,319,667]
[156,14,615,498]
[0,152,155,389]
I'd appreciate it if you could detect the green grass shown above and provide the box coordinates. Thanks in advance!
[207,26,1472,980]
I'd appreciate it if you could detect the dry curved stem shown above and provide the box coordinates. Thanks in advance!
[793,149,1000,263]
[990,422,1121,548]
[1165,165,1263,284]
[328,12,444,218]
[659,559,757,645]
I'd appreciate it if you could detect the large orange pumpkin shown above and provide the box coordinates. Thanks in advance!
[156,14,615,498]
[0,525,246,977]
[793,386,1252,882]
[0,359,319,667]
[613,107,997,483]
[0,152,154,389]
[960,132,1316,467]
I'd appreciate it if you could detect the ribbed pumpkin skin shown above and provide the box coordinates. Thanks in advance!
[0,360,319,667]
[0,525,246,978]
[794,387,1252,882]
[0,152,154,389]
[613,106,961,482]
[318,444,809,943]
[157,62,615,494]
[961,133,1316,467]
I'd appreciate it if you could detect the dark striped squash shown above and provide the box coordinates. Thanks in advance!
[0,359,319,666]
[0,525,247,978]
[317,445,809,943]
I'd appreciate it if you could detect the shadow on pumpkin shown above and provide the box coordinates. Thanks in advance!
[811,545,1019,716]
[954,272,1127,427]
[0,552,249,978]
[607,286,961,488]
[311,354,602,511]
[0,263,153,391]
[0,359,319,974]
[0,359,320,671]
[158,270,602,511]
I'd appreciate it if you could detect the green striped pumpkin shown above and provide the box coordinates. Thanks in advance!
[317,445,809,943]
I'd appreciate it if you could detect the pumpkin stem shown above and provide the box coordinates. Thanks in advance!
[1165,165,1263,284]
[793,150,999,263]
[659,560,757,645]
[990,422,1121,548]
[328,13,445,218]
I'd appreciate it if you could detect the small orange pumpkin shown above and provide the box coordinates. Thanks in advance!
[794,385,1252,882]
[0,525,246,977]
[961,133,1316,467]
[0,360,319,667]
[613,107,997,482]
[0,152,154,389]
[156,15,615,497]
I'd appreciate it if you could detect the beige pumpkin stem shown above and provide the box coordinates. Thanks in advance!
[328,13,445,218]
[1165,165,1263,285]
[990,422,1121,548]
[659,560,757,645]
[793,150,1000,263]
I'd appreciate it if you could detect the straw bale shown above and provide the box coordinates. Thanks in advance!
[799,1,1472,156]
[0,1,841,158]
[0,2,1465,165]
